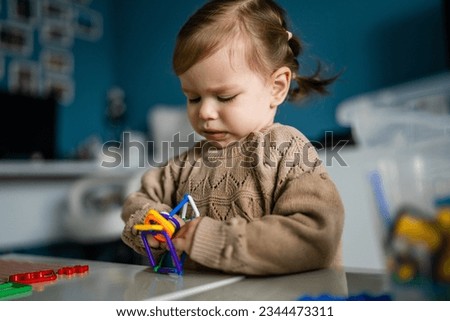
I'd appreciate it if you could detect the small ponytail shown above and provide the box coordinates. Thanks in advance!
[289,63,339,101]
[286,34,339,102]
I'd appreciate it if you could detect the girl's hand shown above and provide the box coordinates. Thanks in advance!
[140,214,186,249]
[144,234,161,249]
[171,217,202,255]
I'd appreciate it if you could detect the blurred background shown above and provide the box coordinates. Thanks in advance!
[0,0,449,269]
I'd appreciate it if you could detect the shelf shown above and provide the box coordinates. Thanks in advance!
[0,160,143,178]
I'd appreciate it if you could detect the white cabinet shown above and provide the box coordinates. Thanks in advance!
[0,161,143,251]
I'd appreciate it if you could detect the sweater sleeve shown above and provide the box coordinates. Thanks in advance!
[121,163,178,256]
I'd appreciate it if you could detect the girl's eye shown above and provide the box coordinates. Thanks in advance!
[218,95,237,103]
[188,97,201,104]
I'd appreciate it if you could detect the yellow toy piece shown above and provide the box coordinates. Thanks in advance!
[397,262,416,282]
[437,207,450,230]
[134,209,176,242]
[133,224,163,231]
[394,214,442,251]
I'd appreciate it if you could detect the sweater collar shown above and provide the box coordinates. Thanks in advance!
[198,123,282,158]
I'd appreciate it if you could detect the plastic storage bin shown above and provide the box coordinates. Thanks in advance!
[337,72,450,148]
[371,139,450,220]
[337,72,450,299]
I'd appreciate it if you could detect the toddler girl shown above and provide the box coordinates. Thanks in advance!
[121,0,344,275]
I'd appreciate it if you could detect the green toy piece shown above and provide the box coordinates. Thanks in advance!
[0,282,32,300]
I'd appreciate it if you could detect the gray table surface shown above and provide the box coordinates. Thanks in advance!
[0,254,386,301]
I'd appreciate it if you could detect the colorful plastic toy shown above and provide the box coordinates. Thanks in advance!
[7,265,89,284]
[298,292,392,301]
[386,205,450,299]
[0,262,90,299]
[134,194,200,275]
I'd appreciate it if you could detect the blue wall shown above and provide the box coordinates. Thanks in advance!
[114,0,448,144]
[111,1,199,132]
[61,0,119,157]
[275,0,448,141]
[1,0,447,158]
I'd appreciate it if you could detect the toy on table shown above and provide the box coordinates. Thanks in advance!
[0,262,89,300]
[9,269,57,284]
[0,282,32,300]
[57,265,89,276]
[298,292,392,301]
[8,265,89,284]
[134,194,200,275]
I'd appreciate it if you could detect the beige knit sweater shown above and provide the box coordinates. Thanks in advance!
[121,123,344,275]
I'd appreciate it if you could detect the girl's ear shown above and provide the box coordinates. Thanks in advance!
[270,66,291,107]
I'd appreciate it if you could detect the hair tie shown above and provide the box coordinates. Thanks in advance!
[286,30,293,41]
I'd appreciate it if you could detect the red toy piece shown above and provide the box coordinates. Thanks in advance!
[9,269,57,284]
[57,265,89,275]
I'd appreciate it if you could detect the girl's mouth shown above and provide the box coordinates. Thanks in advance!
[203,130,227,140]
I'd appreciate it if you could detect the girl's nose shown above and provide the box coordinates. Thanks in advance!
[198,100,218,120]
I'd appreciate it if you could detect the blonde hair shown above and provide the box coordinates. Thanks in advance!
[173,0,337,102]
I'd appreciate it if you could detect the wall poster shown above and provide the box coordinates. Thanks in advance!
[8,0,39,26]
[8,59,39,95]
[0,21,33,55]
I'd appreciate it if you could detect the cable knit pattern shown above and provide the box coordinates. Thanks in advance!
[121,123,344,275]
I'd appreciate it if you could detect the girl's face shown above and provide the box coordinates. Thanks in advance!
[179,39,283,148]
